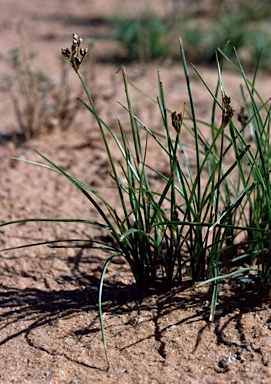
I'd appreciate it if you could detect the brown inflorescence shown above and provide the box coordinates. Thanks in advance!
[171,111,183,135]
[61,33,88,73]
[221,94,235,129]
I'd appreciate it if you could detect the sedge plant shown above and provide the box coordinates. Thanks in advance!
[1,34,270,367]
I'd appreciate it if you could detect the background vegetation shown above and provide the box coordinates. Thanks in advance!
[111,0,271,68]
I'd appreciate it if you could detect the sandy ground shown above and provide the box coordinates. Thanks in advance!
[0,1,270,383]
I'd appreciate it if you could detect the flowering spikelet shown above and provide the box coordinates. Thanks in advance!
[61,33,88,73]
[237,106,248,128]
[171,103,186,135]
[221,95,234,129]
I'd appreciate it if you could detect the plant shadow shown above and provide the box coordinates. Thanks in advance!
[0,245,269,370]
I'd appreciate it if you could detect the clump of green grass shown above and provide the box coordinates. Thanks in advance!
[111,12,169,61]
[1,33,271,367]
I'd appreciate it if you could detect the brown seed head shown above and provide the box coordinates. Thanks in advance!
[221,95,234,129]
[237,106,248,128]
[171,111,183,135]
[61,33,88,73]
